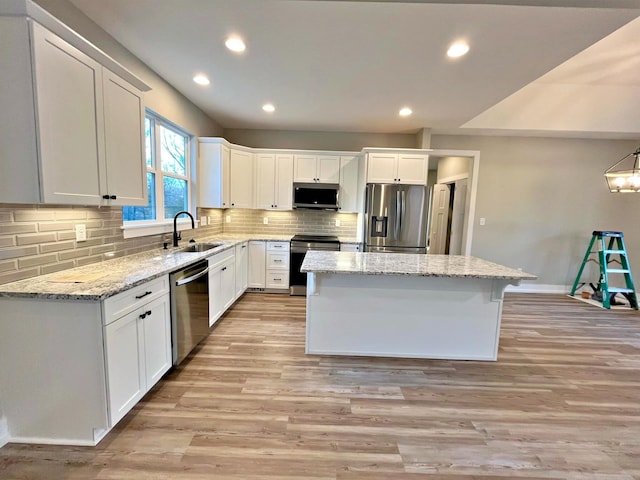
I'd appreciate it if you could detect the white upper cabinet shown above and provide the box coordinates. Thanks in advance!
[294,154,340,183]
[366,152,428,185]
[199,141,254,209]
[339,155,360,213]
[255,153,293,210]
[0,16,148,205]
[229,149,254,208]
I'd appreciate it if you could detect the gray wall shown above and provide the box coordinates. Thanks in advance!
[223,128,416,151]
[32,0,222,137]
[431,134,640,288]
[436,156,471,182]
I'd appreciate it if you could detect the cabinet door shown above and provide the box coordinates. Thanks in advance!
[339,155,359,212]
[32,22,104,205]
[208,260,223,327]
[221,258,236,311]
[366,153,398,183]
[294,155,317,183]
[229,149,253,208]
[397,154,428,185]
[274,154,294,210]
[266,270,289,289]
[235,242,248,298]
[141,295,171,388]
[102,69,147,206]
[104,310,144,426]
[255,153,276,209]
[221,145,231,207]
[317,155,340,183]
[247,241,266,288]
[198,142,227,208]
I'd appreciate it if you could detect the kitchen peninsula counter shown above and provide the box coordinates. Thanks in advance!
[301,251,536,361]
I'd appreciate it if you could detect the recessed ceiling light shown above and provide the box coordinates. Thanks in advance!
[447,41,470,58]
[225,36,246,53]
[399,107,412,117]
[262,103,275,113]
[193,74,210,86]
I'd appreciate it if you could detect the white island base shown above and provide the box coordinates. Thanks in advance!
[305,272,517,361]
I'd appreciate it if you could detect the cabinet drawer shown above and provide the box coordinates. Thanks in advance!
[208,247,234,268]
[267,252,289,270]
[266,241,290,252]
[103,276,169,326]
[266,270,289,289]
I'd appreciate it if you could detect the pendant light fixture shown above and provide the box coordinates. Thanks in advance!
[604,147,640,193]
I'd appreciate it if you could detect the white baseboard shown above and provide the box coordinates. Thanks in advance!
[0,416,9,448]
[505,283,569,294]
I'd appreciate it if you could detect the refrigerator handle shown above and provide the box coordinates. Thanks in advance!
[364,185,369,214]
[395,190,401,238]
[399,190,406,234]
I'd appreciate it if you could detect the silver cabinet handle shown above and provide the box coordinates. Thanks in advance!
[175,267,210,286]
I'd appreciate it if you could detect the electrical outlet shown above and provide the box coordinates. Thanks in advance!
[199,216,207,226]
[75,224,87,242]
[479,217,486,226]
[225,215,231,223]
[263,217,269,225]
[335,219,341,227]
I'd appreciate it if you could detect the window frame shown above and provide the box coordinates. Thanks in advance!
[122,110,197,239]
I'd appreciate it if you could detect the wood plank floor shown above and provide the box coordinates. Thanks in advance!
[1,293,640,479]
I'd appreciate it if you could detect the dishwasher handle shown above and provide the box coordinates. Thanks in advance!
[175,266,210,286]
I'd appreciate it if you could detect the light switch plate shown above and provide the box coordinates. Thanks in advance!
[479,217,486,226]
[335,219,341,227]
[75,224,87,242]
[200,216,207,226]
[263,217,269,224]
[225,215,231,223]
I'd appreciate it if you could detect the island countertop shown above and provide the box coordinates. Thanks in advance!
[301,251,537,280]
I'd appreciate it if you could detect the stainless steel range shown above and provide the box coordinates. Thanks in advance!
[289,234,340,295]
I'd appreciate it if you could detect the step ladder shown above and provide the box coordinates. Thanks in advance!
[570,231,638,309]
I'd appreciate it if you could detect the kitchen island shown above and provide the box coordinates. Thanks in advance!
[301,252,536,361]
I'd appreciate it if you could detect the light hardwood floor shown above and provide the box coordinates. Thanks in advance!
[1,293,639,479]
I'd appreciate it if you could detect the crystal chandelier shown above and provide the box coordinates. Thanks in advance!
[605,147,640,193]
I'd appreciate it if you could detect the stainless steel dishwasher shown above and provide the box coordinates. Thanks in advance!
[170,259,210,365]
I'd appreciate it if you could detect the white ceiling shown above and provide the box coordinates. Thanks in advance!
[67,0,640,138]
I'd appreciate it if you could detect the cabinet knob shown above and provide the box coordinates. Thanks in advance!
[223,202,226,206]
[102,194,110,200]
[231,203,235,206]
[139,310,152,319]
[110,195,117,200]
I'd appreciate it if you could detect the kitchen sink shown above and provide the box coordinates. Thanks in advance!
[179,242,224,253]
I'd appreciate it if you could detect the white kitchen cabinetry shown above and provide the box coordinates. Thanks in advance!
[339,155,359,212]
[0,17,147,206]
[103,277,171,427]
[235,241,249,298]
[247,241,267,288]
[266,241,290,290]
[255,153,294,210]
[294,154,340,183]
[208,248,236,327]
[0,275,171,445]
[199,140,254,209]
[366,153,428,185]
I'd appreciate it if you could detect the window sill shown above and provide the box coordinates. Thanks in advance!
[121,219,200,239]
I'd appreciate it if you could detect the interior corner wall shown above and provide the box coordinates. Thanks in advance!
[223,128,416,151]
[32,0,223,137]
[436,156,471,182]
[431,134,640,288]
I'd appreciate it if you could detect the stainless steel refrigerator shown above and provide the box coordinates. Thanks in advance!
[364,183,428,253]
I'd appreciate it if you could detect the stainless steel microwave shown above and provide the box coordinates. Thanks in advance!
[292,183,339,210]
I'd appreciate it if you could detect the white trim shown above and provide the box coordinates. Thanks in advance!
[438,173,469,184]
[8,435,98,447]
[505,283,569,294]
[121,219,200,239]
[0,416,8,448]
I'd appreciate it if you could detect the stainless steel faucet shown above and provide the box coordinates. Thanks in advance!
[172,211,195,247]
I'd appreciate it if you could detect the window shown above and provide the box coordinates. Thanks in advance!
[123,113,192,225]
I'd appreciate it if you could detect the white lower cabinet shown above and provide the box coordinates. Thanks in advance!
[103,281,171,427]
[208,248,236,327]
[340,243,362,252]
[235,241,248,298]
[247,240,290,290]
[248,241,267,288]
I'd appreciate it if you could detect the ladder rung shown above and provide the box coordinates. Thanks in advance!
[605,269,630,274]
[603,250,626,255]
[607,287,635,294]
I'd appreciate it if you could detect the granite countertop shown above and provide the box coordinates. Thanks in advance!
[301,251,537,280]
[0,233,293,301]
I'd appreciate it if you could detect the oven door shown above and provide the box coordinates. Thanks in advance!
[289,249,307,295]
